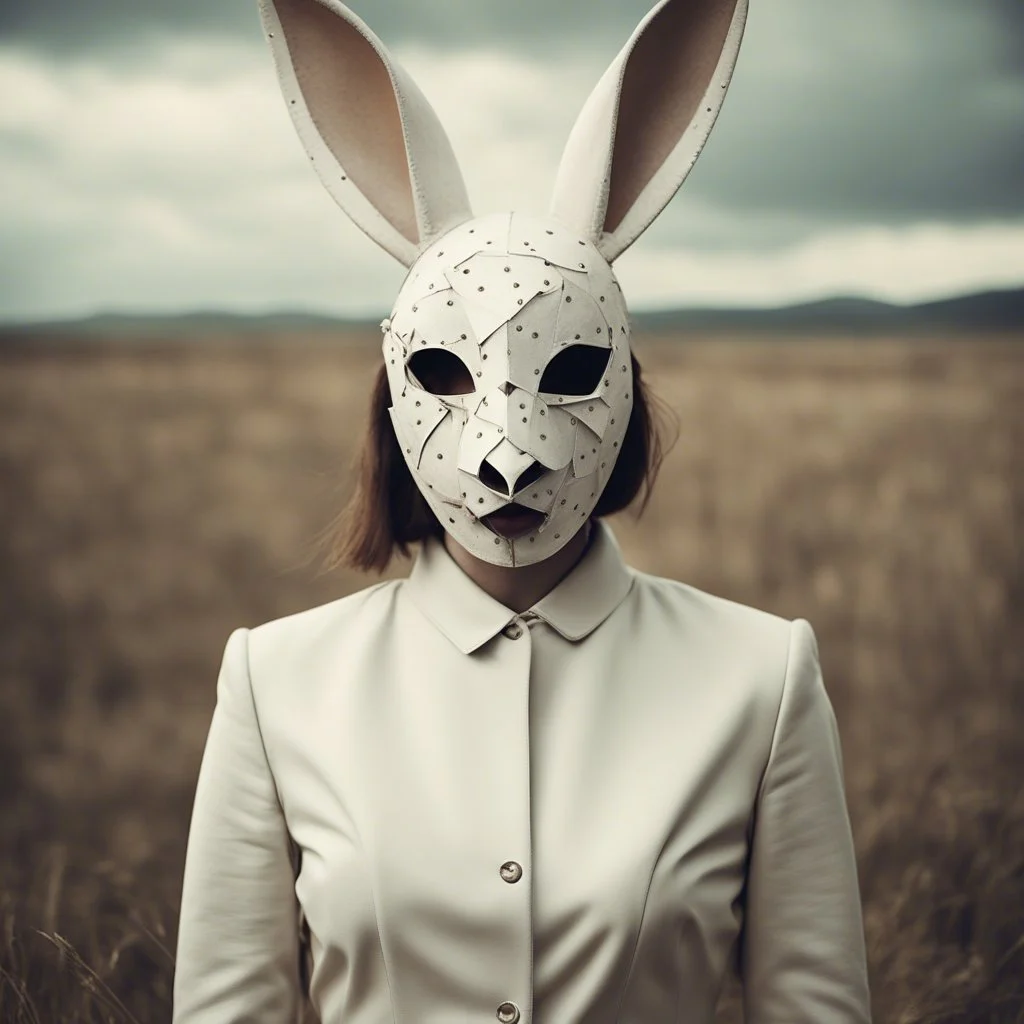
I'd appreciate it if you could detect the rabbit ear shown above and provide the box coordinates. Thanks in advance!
[550,0,747,263]
[260,0,473,267]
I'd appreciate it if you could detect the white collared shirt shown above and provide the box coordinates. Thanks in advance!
[174,521,870,1023]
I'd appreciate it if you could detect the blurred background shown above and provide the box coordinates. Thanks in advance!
[1,1,1022,1021]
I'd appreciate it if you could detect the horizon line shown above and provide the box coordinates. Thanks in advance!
[3,283,1023,329]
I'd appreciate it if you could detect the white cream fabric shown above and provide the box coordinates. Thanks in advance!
[174,521,870,1022]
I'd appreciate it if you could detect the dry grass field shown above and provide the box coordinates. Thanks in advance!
[0,330,1021,1022]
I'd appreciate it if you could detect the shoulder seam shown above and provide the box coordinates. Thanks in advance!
[250,578,400,637]
[631,570,790,626]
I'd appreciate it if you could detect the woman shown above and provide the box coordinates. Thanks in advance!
[174,0,872,1020]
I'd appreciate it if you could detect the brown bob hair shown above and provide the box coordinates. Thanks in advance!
[324,353,671,573]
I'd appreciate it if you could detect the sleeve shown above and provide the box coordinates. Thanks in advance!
[173,627,302,1023]
[741,618,872,1023]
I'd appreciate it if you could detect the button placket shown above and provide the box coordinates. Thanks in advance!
[490,613,533,1021]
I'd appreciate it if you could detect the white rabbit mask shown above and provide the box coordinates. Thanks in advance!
[260,0,748,567]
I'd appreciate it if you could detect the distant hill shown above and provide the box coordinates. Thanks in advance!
[3,287,1023,339]
[0,309,376,340]
[630,288,1024,334]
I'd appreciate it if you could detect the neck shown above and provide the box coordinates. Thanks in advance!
[444,520,593,613]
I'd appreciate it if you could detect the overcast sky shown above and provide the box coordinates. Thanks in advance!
[2,0,1022,320]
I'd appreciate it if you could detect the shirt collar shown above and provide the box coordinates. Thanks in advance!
[404,520,634,654]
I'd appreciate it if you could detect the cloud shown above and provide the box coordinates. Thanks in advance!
[688,0,1024,225]
[4,0,1024,68]
[616,222,1024,308]
[0,0,695,57]
[0,0,261,56]
[0,40,587,319]
[3,1,1021,230]
[0,1,1022,320]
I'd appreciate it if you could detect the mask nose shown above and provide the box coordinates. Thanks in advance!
[479,453,546,497]
[474,384,549,496]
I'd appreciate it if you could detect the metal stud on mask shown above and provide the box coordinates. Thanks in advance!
[260,0,748,567]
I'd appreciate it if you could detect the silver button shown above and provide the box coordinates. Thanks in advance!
[502,623,523,640]
[499,860,523,884]
[496,1002,520,1023]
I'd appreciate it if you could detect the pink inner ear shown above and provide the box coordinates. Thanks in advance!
[275,0,417,243]
[605,0,737,234]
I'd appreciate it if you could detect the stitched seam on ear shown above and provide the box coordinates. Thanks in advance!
[393,84,432,242]
[312,0,419,247]
[260,0,419,265]
[340,7,469,248]
[594,24,648,242]
[597,0,677,239]
[345,19,423,244]
[603,0,747,262]
[376,58,431,243]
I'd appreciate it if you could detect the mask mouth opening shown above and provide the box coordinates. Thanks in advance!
[481,504,547,540]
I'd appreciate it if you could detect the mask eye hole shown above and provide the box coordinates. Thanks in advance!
[407,349,475,396]
[538,344,610,396]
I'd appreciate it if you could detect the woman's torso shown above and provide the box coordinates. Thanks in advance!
[250,525,790,1022]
